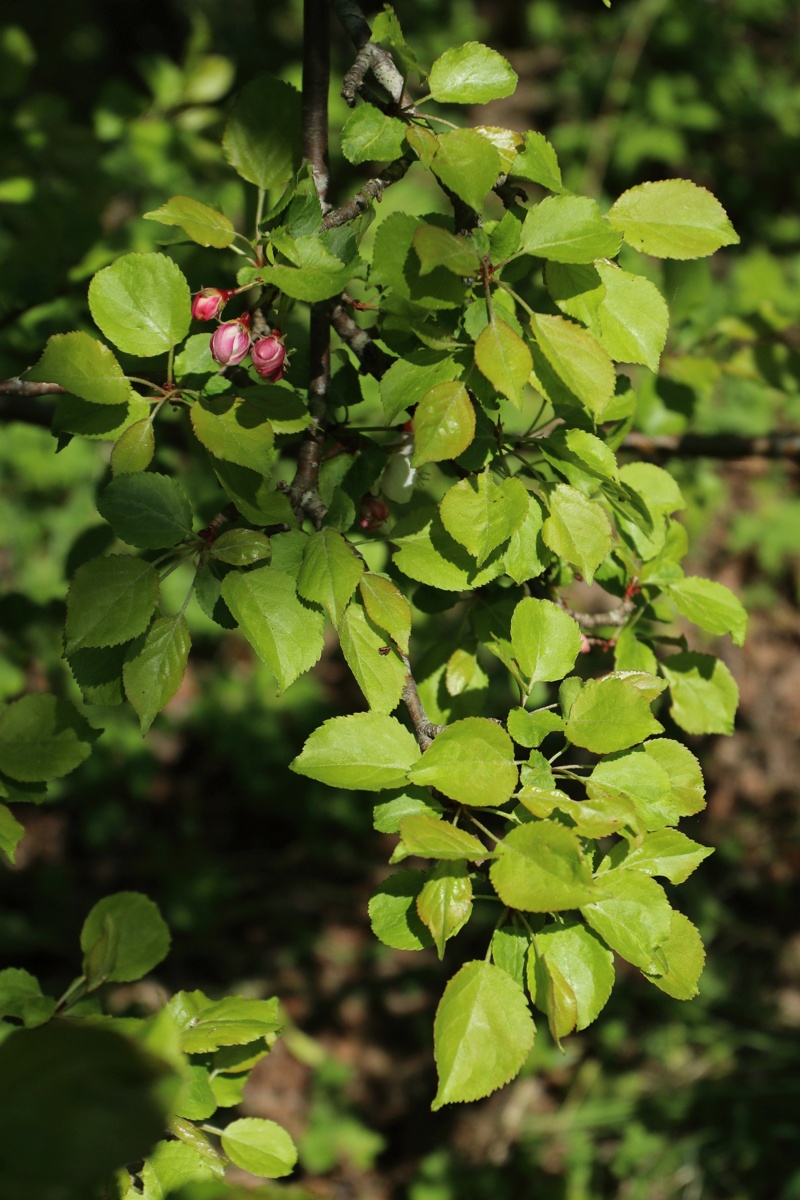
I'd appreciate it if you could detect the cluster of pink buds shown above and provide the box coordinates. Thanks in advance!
[194,285,289,381]
[250,334,286,382]
[210,313,252,367]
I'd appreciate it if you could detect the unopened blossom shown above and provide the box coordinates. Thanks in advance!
[210,314,251,366]
[191,287,235,321]
[251,335,287,382]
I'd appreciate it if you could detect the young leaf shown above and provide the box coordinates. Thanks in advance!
[503,493,549,584]
[536,921,615,1031]
[408,717,517,807]
[588,750,677,831]
[143,195,236,248]
[542,484,613,584]
[291,712,420,791]
[531,313,616,419]
[510,130,563,192]
[27,332,134,406]
[0,804,24,863]
[615,829,713,884]
[223,76,301,189]
[339,600,406,714]
[0,694,95,783]
[379,349,463,423]
[606,179,739,259]
[417,862,473,959]
[341,102,406,164]
[139,1137,220,1192]
[208,529,271,567]
[399,813,487,861]
[359,573,411,654]
[439,474,528,566]
[368,869,434,950]
[373,788,444,834]
[66,556,159,654]
[428,42,517,104]
[88,252,191,357]
[222,566,325,692]
[491,925,530,988]
[642,911,705,999]
[506,708,565,748]
[297,528,364,626]
[527,945,577,1041]
[413,224,481,276]
[97,473,193,549]
[111,419,155,475]
[191,397,275,474]
[254,237,356,302]
[489,820,597,912]
[580,869,672,971]
[520,195,620,263]
[667,575,748,646]
[220,1118,297,1179]
[123,615,191,733]
[81,892,170,983]
[411,381,476,467]
[168,992,281,1055]
[431,961,534,1109]
[474,319,532,407]
[392,505,507,591]
[510,597,583,685]
[432,129,502,212]
[643,739,705,816]
[660,651,739,736]
[565,675,664,753]
[0,968,56,1028]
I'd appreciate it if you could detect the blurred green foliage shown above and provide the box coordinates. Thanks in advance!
[1,1,799,1197]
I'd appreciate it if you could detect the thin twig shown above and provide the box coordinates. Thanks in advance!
[401,654,444,751]
[327,296,395,378]
[558,595,636,629]
[329,0,411,110]
[322,154,414,229]
[622,430,800,464]
[0,378,65,397]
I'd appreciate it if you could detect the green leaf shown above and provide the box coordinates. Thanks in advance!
[540,428,620,490]
[489,820,597,912]
[474,319,532,407]
[291,712,420,791]
[211,458,294,528]
[511,597,583,685]
[392,505,506,591]
[368,870,433,950]
[379,349,463,423]
[542,484,613,584]
[369,211,467,310]
[588,750,677,831]
[374,788,443,834]
[503,493,549,584]
[668,576,748,646]
[660,651,739,736]
[0,805,24,862]
[432,128,502,213]
[140,1138,220,1193]
[66,555,160,653]
[566,675,664,754]
[339,600,406,714]
[580,869,672,971]
[507,708,565,748]
[27,331,134,406]
[526,944,576,1042]
[81,892,171,983]
[0,969,55,1028]
[254,237,356,302]
[191,396,275,474]
[167,992,281,1054]
[408,718,517,807]
[359,573,411,654]
[0,1022,174,1199]
[371,5,424,77]
[439,474,528,566]
[531,313,616,420]
[606,179,739,259]
[411,381,475,467]
[520,195,620,263]
[175,1065,217,1122]
[432,960,534,1109]
[97,473,192,549]
[67,645,126,708]
[616,829,713,884]
[223,76,301,189]
[547,261,669,372]
[0,694,96,783]
[341,102,406,164]
[643,738,705,816]
[123,616,191,733]
[111,419,155,475]
[143,194,235,248]
[429,41,517,104]
[491,925,529,988]
[400,813,487,861]
[510,130,562,192]
[413,224,481,276]
[417,862,473,959]
[222,566,324,693]
[297,529,364,626]
[88,252,191,357]
[208,529,271,567]
[643,911,705,999]
[536,921,615,1030]
[221,1117,297,1179]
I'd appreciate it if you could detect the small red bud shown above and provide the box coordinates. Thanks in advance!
[359,496,390,530]
[251,334,287,382]
[210,317,251,367]
[191,287,235,321]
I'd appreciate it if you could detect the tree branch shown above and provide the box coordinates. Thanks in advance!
[328,0,414,111]
[0,378,65,397]
[558,595,636,629]
[622,429,800,465]
[401,654,443,751]
[321,154,414,230]
[327,296,395,379]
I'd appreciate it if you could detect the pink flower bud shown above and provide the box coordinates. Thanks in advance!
[191,287,234,321]
[210,316,251,367]
[251,335,287,382]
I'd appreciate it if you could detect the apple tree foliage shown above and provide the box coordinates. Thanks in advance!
[0,4,748,1191]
